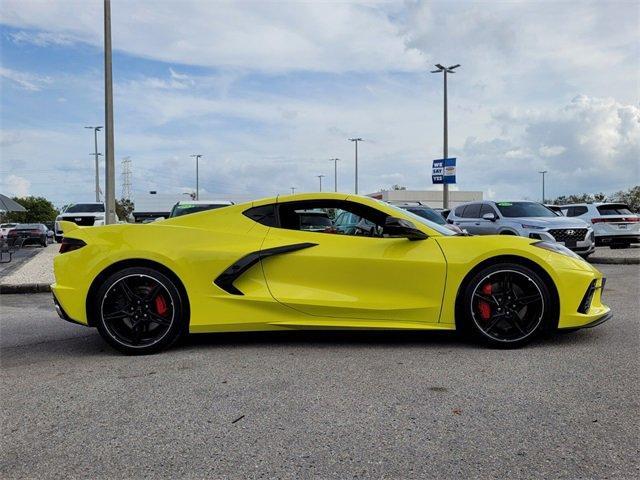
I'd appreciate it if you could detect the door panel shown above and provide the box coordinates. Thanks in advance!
[261,228,447,323]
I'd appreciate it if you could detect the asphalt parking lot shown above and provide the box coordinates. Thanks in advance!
[1,264,638,479]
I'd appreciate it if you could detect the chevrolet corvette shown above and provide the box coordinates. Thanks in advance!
[51,193,611,354]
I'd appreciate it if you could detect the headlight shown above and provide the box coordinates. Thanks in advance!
[95,215,104,220]
[532,240,581,259]
[521,224,545,230]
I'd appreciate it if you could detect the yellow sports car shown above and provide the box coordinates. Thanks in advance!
[51,193,611,354]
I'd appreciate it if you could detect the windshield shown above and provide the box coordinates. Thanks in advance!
[1,224,17,228]
[384,203,455,235]
[495,202,557,218]
[64,203,105,213]
[405,207,446,225]
[170,203,228,217]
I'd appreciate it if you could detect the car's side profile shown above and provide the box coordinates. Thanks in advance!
[448,200,595,258]
[52,193,610,354]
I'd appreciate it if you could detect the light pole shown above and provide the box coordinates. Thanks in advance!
[329,158,340,192]
[431,63,460,209]
[85,126,103,202]
[317,174,325,192]
[190,154,203,200]
[349,138,362,194]
[103,0,116,224]
[538,170,548,203]
[290,187,296,195]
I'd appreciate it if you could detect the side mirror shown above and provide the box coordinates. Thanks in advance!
[384,216,428,241]
[482,212,497,222]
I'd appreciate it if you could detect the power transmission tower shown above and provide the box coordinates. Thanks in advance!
[121,156,132,200]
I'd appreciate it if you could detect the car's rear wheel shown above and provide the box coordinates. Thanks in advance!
[459,263,553,348]
[94,267,187,354]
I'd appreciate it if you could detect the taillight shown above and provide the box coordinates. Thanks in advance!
[590,217,639,223]
[59,237,86,254]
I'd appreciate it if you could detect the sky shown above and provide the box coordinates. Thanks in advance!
[0,0,638,207]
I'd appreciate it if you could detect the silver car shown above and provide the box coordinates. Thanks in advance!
[448,201,595,258]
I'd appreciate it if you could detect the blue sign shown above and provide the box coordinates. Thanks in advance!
[432,158,456,184]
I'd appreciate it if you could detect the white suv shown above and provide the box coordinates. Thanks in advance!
[54,202,106,242]
[560,203,640,248]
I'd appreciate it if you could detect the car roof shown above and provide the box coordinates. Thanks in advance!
[175,200,233,205]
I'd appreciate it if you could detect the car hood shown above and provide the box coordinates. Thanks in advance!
[512,217,589,228]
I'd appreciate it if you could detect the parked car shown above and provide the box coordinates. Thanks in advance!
[0,223,18,239]
[559,203,640,248]
[448,201,595,258]
[7,223,48,247]
[393,203,463,234]
[168,200,234,218]
[51,192,610,354]
[55,202,107,242]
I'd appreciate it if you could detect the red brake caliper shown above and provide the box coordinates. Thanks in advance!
[154,294,168,316]
[478,283,492,321]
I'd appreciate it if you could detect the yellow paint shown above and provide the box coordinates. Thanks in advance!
[52,193,610,332]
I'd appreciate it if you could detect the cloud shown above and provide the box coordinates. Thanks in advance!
[9,30,76,46]
[0,1,424,73]
[1,174,31,197]
[460,95,640,199]
[0,67,52,91]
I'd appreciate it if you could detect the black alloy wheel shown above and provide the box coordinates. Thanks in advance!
[461,264,553,347]
[95,267,186,354]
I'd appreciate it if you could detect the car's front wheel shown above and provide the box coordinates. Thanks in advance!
[93,267,187,354]
[459,263,554,348]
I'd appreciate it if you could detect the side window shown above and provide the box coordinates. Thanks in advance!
[243,204,278,227]
[572,206,588,216]
[454,205,466,217]
[462,203,482,218]
[276,200,389,237]
[479,204,495,217]
[560,208,570,216]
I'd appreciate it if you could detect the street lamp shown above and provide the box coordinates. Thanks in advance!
[84,126,103,202]
[103,0,116,224]
[538,170,548,203]
[329,158,340,192]
[190,154,203,200]
[317,174,325,192]
[431,63,460,209]
[349,138,362,194]
[290,187,296,195]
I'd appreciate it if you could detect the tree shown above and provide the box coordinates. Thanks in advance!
[611,186,640,212]
[115,198,135,222]
[1,196,59,223]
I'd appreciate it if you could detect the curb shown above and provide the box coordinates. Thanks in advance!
[0,283,51,294]
[589,258,639,265]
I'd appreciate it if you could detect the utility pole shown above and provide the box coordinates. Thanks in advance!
[431,63,460,209]
[538,170,548,203]
[290,187,296,195]
[121,156,132,200]
[317,174,325,192]
[85,126,103,202]
[329,158,340,192]
[349,138,362,194]
[103,0,116,224]
[190,154,203,200]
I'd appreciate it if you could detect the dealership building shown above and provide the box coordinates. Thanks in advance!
[367,189,483,209]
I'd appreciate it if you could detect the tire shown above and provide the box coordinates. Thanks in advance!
[458,263,554,348]
[55,235,62,243]
[579,253,591,259]
[93,266,187,355]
